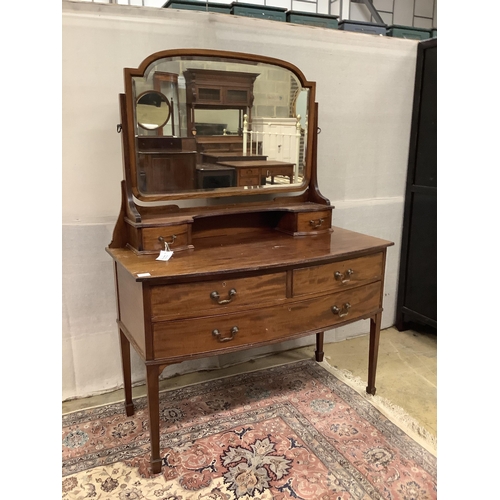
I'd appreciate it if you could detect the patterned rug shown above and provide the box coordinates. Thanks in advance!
[62,360,437,499]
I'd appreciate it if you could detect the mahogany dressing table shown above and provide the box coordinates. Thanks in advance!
[106,49,393,474]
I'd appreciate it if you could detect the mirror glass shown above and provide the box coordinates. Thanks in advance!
[130,54,310,197]
[136,91,171,131]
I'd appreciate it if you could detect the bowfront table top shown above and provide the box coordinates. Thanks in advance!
[106,226,392,282]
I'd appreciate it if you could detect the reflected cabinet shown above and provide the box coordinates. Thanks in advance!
[106,49,393,474]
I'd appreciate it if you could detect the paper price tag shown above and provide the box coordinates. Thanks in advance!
[156,250,173,261]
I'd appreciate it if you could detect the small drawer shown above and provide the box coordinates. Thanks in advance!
[150,272,287,321]
[293,253,384,296]
[240,168,259,176]
[266,166,293,176]
[239,175,260,186]
[142,224,190,253]
[152,281,381,359]
[277,209,332,235]
[297,210,332,233]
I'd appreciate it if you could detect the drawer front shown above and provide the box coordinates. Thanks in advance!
[142,225,189,252]
[266,166,293,176]
[240,167,260,177]
[150,273,287,321]
[238,175,260,186]
[293,252,383,296]
[153,282,381,359]
[297,210,332,233]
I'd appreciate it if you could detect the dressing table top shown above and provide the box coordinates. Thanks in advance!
[107,226,392,283]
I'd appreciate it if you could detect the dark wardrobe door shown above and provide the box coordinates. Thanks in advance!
[396,38,437,331]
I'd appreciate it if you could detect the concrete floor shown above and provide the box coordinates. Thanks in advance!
[320,326,437,438]
[63,326,437,440]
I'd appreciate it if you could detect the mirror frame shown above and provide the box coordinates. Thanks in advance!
[123,49,317,202]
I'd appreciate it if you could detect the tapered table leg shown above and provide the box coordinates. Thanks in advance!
[366,313,382,395]
[119,330,134,416]
[315,331,325,362]
[146,364,162,474]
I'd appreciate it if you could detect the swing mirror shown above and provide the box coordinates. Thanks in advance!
[123,49,315,201]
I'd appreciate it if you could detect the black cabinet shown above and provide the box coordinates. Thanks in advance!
[396,38,437,331]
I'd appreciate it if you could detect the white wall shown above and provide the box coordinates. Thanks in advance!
[62,0,418,401]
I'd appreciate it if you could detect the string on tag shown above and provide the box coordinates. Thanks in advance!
[156,235,175,261]
[156,240,173,261]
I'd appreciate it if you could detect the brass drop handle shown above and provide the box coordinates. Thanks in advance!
[331,303,351,318]
[212,326,239,342]
[158,235,177,246]
[334,269,354,284]
[309,218,324,228]
[210,288,237,305]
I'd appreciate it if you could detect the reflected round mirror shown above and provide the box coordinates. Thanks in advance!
[136,91,171,130]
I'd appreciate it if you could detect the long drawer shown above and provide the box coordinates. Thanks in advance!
[293,253,384,296]
[150,272,287,321]
[152,281,381,359]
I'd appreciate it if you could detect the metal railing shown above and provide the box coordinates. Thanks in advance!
[76,0,437,29]
[242,115,303,183]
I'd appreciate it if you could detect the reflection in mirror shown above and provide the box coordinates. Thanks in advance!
[294,89,308,131]
[136,91,171,132]
[130,54,310,198]
[193,109,241,136]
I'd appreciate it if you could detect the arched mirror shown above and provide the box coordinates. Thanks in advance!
[136,90,171,132]
[122,50,316,202]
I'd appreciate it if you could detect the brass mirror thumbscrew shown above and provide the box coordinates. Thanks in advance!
[334,269,354,284]
[212,326,239,342]
[331,303,351,318]
[210,288,237,305]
